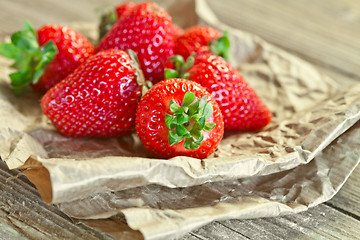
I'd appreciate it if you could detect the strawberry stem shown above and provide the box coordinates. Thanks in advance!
[0,21,58,96]
[165,91,216,150]
[127,49,152,96]
[98,8,117,42]
[165,53,195,80]
[210,31,230,60]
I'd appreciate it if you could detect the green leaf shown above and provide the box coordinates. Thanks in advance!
[176,124,189,137]
[23,20,36,36]
[11,51,32,70]
[182,92,195,106]
[9,71,31,85]
[198,117,206,128]
[0,43,21,59]
[182,53,195,72]
[0,21,59,96]
[177,113,190,124]
[169,100,181,113]
[42,40,57,53]
[109,11,117,22]
[198,96,207,115]
[183,134,203,150]
[168,130,183,145]
[165,91,217,151]
[9,71,32,96]
[165,54,195,79]
[33,41,57,84]
[188,100,200,116]
[165,68,179,79]
[210,31,230,60]
[165,114,176,129]
[203,102,213,119]
[190,121,202,139]
[183,138,194,150]
[191,134,204,149]
[204,122,216,131]
[168,55,184,68]
[11,30,38,50]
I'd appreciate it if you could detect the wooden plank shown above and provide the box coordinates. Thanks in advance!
[191,221,249,240]
[0,0,168,37]
[328,165,360,217]
[207,0,360,78]
[0,161,113,240]
[217,204,360,240]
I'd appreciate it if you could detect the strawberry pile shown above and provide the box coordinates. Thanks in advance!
[0,1,271,159]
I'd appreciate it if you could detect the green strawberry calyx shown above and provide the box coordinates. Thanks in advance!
[164,53,195,80]
[97,8,117,42]
[210,31,230,61]
[127,49,152,96]
[165,91,216,150]
[0,21,58,96]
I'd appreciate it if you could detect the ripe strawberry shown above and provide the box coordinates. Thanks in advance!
[0,21,94,95]
[115,2,136,20]
[136,78,224,159]
[115,2,184,38]
[166,54,272,131]
[174,26,229,60]
[171,23,184,39]
[97,2,174,83]
[41,49,145,137]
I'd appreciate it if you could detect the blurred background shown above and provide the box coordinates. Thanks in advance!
[0,0,358,81]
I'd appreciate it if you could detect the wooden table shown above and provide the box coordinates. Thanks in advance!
[0,0,359,239]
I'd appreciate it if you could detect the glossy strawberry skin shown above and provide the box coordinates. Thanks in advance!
[115,2,183,38]
[174,26,221,60]
[41,49,142,137]
[115,2,136,19]
[97,2,174,83]
[187,53,272,131]
[136,78,224,159]
[34,25,95,92]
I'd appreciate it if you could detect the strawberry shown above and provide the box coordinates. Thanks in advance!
[166,53,272,131]
[171,23,184,39]
[174,26,229,61]
[0,21,94,95]
[97,2,174,83]
[136,78,224,159]
[41,49,145,137]
[115,2,136,20]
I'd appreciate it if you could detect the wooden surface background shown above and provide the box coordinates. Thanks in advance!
[0,0,359,239]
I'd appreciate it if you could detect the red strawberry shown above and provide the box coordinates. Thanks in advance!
[166,53,272,131]
[115,2,183,38]
[174,26,229,60]
[171,23,184,39]
[136,78,224,159]
[35,24,95,92]
[41,49,144,137]
[97,2,174,83]
[0,21,94,95]
[115,2,136,20]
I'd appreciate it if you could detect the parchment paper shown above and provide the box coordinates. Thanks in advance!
[1,0,360,239]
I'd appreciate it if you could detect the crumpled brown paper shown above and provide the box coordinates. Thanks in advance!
[1,0,360,239]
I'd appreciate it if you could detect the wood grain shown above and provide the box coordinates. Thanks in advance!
[0,0,359,239]
[0,161,113,240]
[206,0,360,221]
[207,0,360,78]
